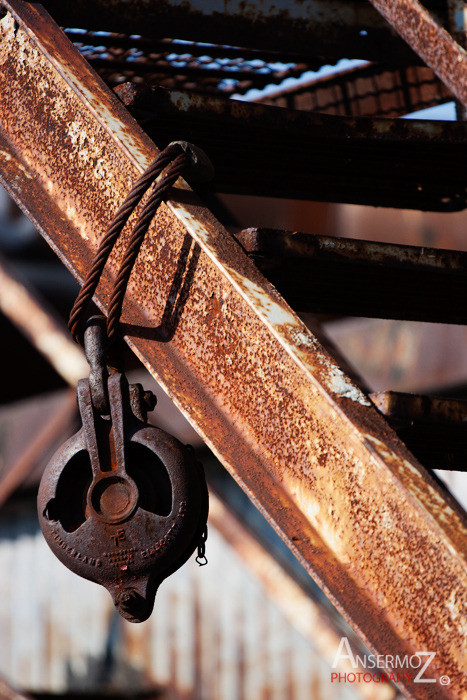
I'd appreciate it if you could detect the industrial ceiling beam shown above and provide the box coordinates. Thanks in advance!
[38,0,422,65]
[120,85,467,211]
[235,228,467,324]
[0,4,465,698]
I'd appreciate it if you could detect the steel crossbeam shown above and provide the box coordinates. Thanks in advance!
[0,3,466,698]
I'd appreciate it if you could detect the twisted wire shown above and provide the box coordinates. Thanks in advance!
[68,142,185,343]
[106,152,188,344]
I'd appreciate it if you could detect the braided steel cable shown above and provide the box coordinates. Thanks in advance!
[106,152,188,344]
[68,142,187,343]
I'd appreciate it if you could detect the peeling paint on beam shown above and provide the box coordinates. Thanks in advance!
[0,4,466,698]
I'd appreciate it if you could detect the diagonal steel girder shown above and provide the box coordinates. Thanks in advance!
[0,3,465,698]
[366,0,467,105]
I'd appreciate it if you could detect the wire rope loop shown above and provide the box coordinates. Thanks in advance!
[68,142,213,349]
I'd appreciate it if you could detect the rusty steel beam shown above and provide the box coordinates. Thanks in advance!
[235,228,467,324]
[0,4,466,698]
[38,0,422,65]
[367,0,467,106]
[120,85,467,212]
[371,392,467,473]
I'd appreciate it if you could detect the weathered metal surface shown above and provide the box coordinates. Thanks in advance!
[39,320,208,623]
[40,0,422,64]
[370,391,467,473]
[0,252,88,385]
[0,4,466,697]
[367,0,467,105]
[121,85,467,211]
[257,63,452,118]
[236,228,467,324]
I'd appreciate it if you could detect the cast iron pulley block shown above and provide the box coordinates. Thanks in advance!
[38,318,208,622]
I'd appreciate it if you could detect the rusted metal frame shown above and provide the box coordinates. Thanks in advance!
[256,63,453,118]
[119,84,467,212]
[40,0,422,64]
[0,4,466,697]
[371,392,467,473]
[367,0,467,105]
[0,246,389,696]
[235,228,467,325]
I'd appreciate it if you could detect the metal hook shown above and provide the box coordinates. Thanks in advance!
[84,315,109,415]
